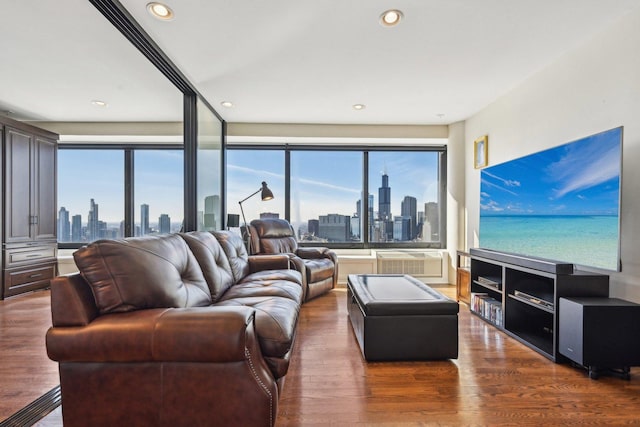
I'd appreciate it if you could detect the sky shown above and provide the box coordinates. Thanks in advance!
[58,149,183,224]
[480,127,622,216]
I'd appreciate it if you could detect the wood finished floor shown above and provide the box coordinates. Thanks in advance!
[0,289,59,420]
[5,286,640,426]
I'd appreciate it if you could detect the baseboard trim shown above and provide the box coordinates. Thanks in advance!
[0,385,61,427]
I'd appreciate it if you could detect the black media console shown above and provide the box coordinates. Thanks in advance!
[469,248,609,361]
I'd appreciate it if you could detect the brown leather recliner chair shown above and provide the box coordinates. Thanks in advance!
[249,218,338,302]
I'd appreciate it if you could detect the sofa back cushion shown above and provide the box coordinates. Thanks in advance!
[250,219,298,254]
[180,232,235,302]
[73,234,212,314]
[213,230,250,283]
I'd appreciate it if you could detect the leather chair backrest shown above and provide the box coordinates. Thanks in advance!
[213,230,251,283]
[73,234,212,314]
[180,232,236,302]
[250,219,299,254]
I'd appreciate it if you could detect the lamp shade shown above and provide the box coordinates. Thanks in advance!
[261,182,274,201]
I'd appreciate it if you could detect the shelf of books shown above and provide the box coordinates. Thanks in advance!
[470,292,503,327]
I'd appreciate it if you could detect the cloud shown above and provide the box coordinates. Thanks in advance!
[480,200,503,212]
[481,174,519,196]
[227,164,283,181]
[546,137,620,199]
[293,177,360,194]
[483,171,521,187]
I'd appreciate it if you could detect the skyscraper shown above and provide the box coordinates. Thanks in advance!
[260,212,279,219]
[88,199,99,242]
[401,196,418,240]
[318,214,351,242]
[58,207,70,242]
[425,202,439,241]
[308,219,319,236]
[141,203,150,236]
[393,216,411,241]
[203,195,220,231]
[378,173,391,221]
[71,215,82,242]
[159,214,171,234]
[377,173,393,241]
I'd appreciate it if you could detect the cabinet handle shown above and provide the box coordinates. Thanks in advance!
[29,274,43,279]
[25,254,41,258]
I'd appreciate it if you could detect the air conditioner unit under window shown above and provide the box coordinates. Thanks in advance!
[376,251,443,277]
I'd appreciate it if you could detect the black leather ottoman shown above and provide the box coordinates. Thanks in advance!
[347,274,459,361]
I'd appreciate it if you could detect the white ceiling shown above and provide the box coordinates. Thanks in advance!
[1,0,639,125]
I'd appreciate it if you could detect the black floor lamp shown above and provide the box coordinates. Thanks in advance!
[238,181,274,253]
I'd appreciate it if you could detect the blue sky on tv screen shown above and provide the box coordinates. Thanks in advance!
[480,127,622,216]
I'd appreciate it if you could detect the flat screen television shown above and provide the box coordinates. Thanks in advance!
[479,126,622,271]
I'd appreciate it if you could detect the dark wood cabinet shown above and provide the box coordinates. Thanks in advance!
[1,117,58,299]
[456,251,471,304]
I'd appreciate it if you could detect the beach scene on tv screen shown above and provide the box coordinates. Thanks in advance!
[480,127,622,271]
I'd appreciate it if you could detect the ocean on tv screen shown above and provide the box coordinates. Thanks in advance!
[479,215,618,270]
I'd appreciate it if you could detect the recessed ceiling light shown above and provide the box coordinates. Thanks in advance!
[380,9,403,27]
[353,104,366,110]
[147,2,174,21]
[91,100,107,107]
[220,101,233,108]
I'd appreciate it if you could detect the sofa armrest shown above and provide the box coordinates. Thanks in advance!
[46,306,259,364]
[50,273,99,327]
[248,254,291,272]
[296,247,338,264]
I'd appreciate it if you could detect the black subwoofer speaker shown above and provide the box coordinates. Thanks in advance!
[559,297,640,379]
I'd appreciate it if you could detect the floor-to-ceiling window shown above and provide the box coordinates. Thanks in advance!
[196,97,224,232]
[57,146,183,246]
[290,150,363,243]
[227,149,285,225]
[57,149,124,243]
[226,145,446,249]
[134,150,184,236]
[368,151,441,244]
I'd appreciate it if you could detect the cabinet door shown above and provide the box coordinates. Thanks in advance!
[33,136,57,241]
[4,127,33,243]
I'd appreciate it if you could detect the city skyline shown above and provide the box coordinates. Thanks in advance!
[57,199,178,242]
[255,171,440,243]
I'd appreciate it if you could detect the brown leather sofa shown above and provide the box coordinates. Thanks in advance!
[46,230,303,427]
[249,218,338,301]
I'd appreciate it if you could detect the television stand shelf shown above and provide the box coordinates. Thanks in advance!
[469,248,609,361]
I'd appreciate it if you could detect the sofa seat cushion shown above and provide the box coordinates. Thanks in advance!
[304,258,335,283]
[73,235,212,314]
[242,269,302,286]
[222,278,303,303]
[215,296,299,361]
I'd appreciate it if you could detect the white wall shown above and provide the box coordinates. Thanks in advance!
[464,7,640,302]
[446,121,466,281]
